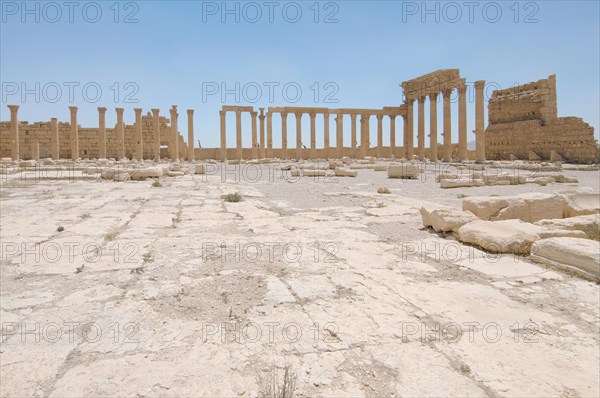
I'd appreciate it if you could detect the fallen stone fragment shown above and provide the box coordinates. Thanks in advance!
[457,219,539,254]
[388,164,420,179]
[558,190,600,217]
[420,207,478,232]
[463,193,564,222]
[334,168,357,177]
[440,178,484,189]
[535,214,600,240]
[129,167,164,180]
[530,237,600,279]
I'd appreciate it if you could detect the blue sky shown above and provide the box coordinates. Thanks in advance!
[1,0,599,148]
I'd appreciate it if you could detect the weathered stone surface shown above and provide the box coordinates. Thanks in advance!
[195,164,206,174]
[535,214,600,240]
[420,207,478,232]
[531,237,600,278]
[457,220,539,254]
[334,168,358,177]
[440,178,484,189]
[495,219,587,239]
[558,190,600,217]
[166,170,185,177]
[130,167,164,180]
[101,169,130,181]
[463,193,564,222]
[388,164,420,179]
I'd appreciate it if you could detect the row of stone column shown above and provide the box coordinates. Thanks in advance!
[6,105,196,162]
[404,80,486,162]
[219,108,402,161]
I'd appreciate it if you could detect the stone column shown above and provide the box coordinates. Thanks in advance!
[475,80,486,163]
[68,106,79,160]
[442,89,452,162]
[402,116,408,159]
[323,113,330,150]
[458,85,467,161]
[51,117,59,160]
[309,112,316,159]
[351,114,357,157]
[266,111,273,158]
[376,114,383,158]
[116,107,125,160]
[152,108,161,162]
[235,110,242,160]
[251,111,258,160]
[418,97,425,160]
[96,107,106,159]
[134,108,143,160]
[171,106,180,161]
[187,109,194,161]
[219,110,227,161]
[259,108,266,159]
[336,113,343,158]
[429,93,438,161]
[359,114,369,158]
[295,112,302,160]
[281,112,288,160]
[389,115,396,158]
[406,100,414,160]
[7,105,19,160]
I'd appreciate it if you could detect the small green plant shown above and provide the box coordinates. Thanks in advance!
[75,265,84,274]
[152,180,162,188]
[57,226,64,232]
[258,364,297,398]
[222,193,242,203]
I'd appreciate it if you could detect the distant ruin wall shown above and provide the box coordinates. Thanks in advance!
[485,75,598,163]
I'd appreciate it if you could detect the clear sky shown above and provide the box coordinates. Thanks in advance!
[1,0,599,149]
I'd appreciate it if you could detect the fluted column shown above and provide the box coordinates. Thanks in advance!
[251,111,258,160]
[475,80,486,162]
[186,109,194,161]
[336,113,343,158]
[7,105,19,160]
[116,108,125,160]
[171,106,179,161]
[281,112,288,160]
[309,112,316,159]
[376,114,383,158]
[259,108,266,159]
[323,113,330,150]
[351,114,357,157]
[418,97,425,160]
[429,93,438,161]
[96,107,106,159]
[219,110,227,160]
[152,108,161,162]
[442,89,452,162]
[266,111,273,158]
[406,100,414,160]
[51,117,59,160]
[295,112,302,160]
[458,85,467,161]
[359,114,369,158]
[389,115,396,158]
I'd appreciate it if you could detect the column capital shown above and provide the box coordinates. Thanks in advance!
[171,105,178,110]
[187,109,194,115]
[151,108,160,114]
[429,92,438,101]
[361,114,370,121]
[442,89,453,98]
[68,106,78,112]
[8,105,20,112]
[418,96,426,103]
[388,114,396,120]
[309,112,316,119]
[251,111,258,117]
[98,106,107,113]
[281,112,288,118]
[475,80,486,89]
[219,110,226,116]
[51,117,58,122]
[457,84,467,94]
[294,112,302,118]
[116,107,124,113]
[234,109,242,115]
[134,108,142,114]
[376,114,383,120]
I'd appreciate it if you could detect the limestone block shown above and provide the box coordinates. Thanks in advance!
[101,169,130,181]
[129,167,164,180]
[19,160,37,168]
[550,150,564,161]
[558,190,600,217]
[495,219,586,239]
[195,164,206,174]
[374,165,388,171]
[166,170,185,177]
[420,207,478,232]
[529,151,542,161]
[388,164,420,179]
[535,214,600,240]
[334,168,358,177]
[440,178,485,189]
[530,237,600,278]
[435,173,458,183]
[457,220,539,254]
[463,193,564,222]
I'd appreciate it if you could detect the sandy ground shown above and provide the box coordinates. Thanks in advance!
[1,162,599,397]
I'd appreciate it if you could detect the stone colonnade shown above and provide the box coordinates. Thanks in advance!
[5,105,195,161]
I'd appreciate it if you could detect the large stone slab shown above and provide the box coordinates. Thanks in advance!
[420,207,478,232]
[440,178,485,189]
[463,193,564,222]
[457,220,540,254]
[535,214,600,240]
[531,237,600,278]
[558,190,600,217]
[129,167,164,180]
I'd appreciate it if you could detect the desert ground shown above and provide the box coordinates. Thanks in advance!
[1,160,599,397]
